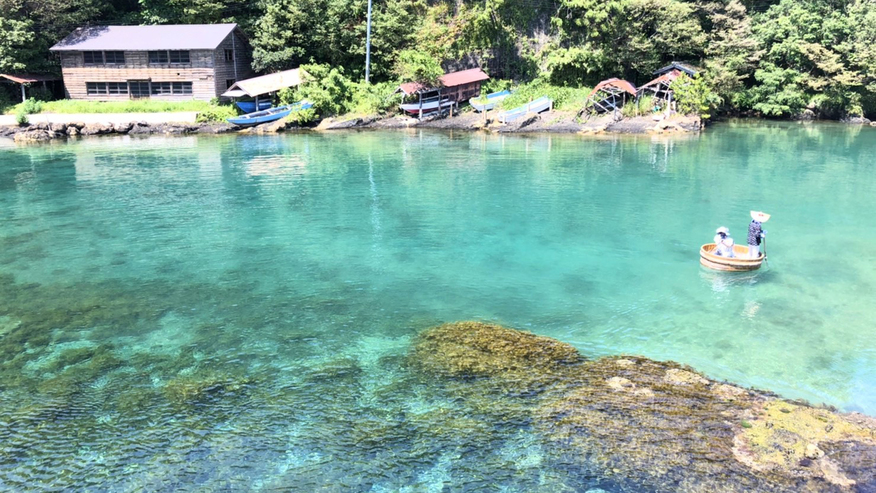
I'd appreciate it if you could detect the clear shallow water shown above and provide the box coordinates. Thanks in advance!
[0,122,875,491]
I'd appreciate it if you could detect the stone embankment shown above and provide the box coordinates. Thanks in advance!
[1,120,236,143]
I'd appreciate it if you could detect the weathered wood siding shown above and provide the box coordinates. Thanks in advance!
[444,82,482,103]
[212,31,254,96]
[58,32,254,101]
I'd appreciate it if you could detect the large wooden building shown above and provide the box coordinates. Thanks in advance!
[49,24,253,101]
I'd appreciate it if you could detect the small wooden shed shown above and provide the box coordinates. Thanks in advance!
[637,62,699,104]
[397,68,490,105]
[0,74,61,102]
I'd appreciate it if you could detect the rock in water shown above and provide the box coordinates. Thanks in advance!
[410,321,876,493]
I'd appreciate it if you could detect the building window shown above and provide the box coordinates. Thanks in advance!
[107,82,128,95]
[86,82,107,95]
[104,51,125,64]
[149,50,190,64]
[83,52,103,64]
[225,49,234,62]
[169,51,190,64]
[173,82,192,94]
[151,82,172,95]
[129,81,150,98]
[150,82,193,95]
[148,51,169,64]
[226,79,235,89]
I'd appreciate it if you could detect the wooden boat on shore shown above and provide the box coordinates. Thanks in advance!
[700,243,765,271]
[227,100,313,127]
[469,90,512,112]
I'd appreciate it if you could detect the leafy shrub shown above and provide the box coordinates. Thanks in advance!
[195,104,237,123]
[287,108,319,125]
[21,97,43,114]
[670,73,722,119]
[15,110,28,125]
[348,81,402,115]
[282,64,354,117]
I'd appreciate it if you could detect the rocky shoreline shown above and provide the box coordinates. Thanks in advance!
[1,110,702,144]
[0,120,238,143]
[4,110,875,144]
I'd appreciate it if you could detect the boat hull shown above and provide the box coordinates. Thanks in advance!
[497,96,552,123]
[227,101,313,127]
[469,90,511,112]
[236,101,273,113]
[699,243,765,271]
[400,99,452,115]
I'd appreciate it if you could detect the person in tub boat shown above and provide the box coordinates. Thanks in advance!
[714,227,735,257]
[748,211,770,258]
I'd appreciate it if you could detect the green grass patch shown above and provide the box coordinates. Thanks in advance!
[498,82,592,112]
[6,99,215,115]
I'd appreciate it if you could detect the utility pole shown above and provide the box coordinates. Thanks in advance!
[365,0,373,83]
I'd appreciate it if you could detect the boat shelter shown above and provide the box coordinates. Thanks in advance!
[1,74,61,102]
[397,68,490,117]
[221,68,306,104]
[638,62,699,104]
[581,78,637,115]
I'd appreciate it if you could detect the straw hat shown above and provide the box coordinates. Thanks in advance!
[750,210,771,223]
[716,226,729,234]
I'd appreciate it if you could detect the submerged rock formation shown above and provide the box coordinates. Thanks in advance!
[410,321,876,493]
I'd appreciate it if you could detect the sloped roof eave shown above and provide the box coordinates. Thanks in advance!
[49,24,239,52]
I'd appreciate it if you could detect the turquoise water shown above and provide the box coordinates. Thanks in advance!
[1,122,875,491]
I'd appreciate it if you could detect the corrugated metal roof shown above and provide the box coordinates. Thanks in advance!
[50,24,238,51]
[221,68,305,98]
[654,62,698,77]
[587,78,637,98]
[398,68,490,95]
[0,73,60,84]
[638,70,682,91]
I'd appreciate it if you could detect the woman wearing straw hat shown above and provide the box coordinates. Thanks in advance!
[747,211,770,258]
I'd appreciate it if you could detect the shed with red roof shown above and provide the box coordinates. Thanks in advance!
[397,68,490,105]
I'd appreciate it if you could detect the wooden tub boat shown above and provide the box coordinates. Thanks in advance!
[699,243,765,271]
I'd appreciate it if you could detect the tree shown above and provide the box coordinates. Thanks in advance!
[670,73,723,118]
[394,49,443,85]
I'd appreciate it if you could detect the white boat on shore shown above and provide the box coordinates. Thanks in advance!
[469,90,512,112]
[400,96,454,115]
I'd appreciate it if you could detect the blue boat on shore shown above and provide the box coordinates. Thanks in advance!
[227,100,313,127]
[235,100,273,113]
[469,90,512,112]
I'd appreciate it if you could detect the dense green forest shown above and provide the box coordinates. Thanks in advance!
[1,0,875,118]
